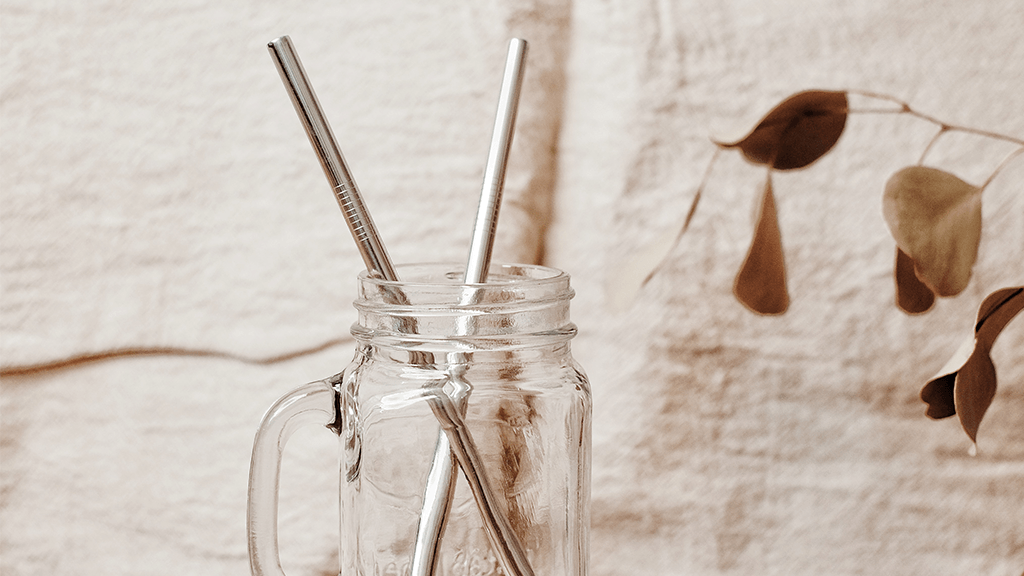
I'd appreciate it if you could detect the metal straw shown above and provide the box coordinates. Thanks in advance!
[424,389,533,576]
[464,37,529,283]
[268,35,531,576]
[411,38,530,576]
[268,36,397,281]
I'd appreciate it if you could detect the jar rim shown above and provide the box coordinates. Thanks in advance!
[352,263,575,346]
[357,262,569,289]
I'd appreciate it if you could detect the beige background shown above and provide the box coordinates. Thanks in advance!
[2,1,1023,574]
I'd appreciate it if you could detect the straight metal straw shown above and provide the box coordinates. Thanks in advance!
[268,35,397,281]
[411,38,530,576]
[464,37,529,283]
[268,35,531,576]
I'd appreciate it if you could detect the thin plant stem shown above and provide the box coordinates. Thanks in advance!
[682,147,722,234]
[641,147,722,287]
[980,146,1024,191]
[918,126,949,165]
[847,88,1024,147]
[845,107,905,115]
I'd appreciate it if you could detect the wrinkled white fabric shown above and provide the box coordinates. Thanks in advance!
[2,1,1023,574]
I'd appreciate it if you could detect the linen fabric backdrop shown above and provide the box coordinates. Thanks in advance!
[2,1,1023,574]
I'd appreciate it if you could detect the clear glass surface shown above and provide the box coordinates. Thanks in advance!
[248,263,591,576]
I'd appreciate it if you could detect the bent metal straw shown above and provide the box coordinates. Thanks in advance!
[266,35,534,576]
[411,38,530,576]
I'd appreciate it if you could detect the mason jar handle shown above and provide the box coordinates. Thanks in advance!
[247,379,337,576]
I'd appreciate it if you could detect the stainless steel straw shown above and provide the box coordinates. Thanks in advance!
[267,35,532,576]
[411,38,530,576]
[268,35,397,281]
[464,37,528,283]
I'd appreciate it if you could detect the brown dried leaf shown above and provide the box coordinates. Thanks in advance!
[734,174,789,314]
[975,287,1024,341]
[954,347,998,443]
[716,90,848,170]
[920,287,1024,443]
[894,247,935,314]
[920,373,957,419]
[882,166,982,297]
[921,335,973,420]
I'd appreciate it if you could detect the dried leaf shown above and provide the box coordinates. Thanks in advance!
[921,334,973,419]
[920,372,957,419]
[959,288,1024,441]
[954,346,998,443]
[716,90,848,170]
[882,166,982,297]
[920,287,1024,443]
[975,287,1024,339]
[734,174,789,314]
[894,247,936,314]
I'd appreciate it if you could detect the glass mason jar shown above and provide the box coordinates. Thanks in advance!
[247,263,591,576]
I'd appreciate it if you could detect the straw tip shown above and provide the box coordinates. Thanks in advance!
[268,35,290,49]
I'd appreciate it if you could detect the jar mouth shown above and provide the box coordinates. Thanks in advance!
[355,263,573,309]
[352,263,575,346]
[358,262,569,290]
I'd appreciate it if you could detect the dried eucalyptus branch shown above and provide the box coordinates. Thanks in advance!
[625,88,1023,443]
[637,89,1022,318]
